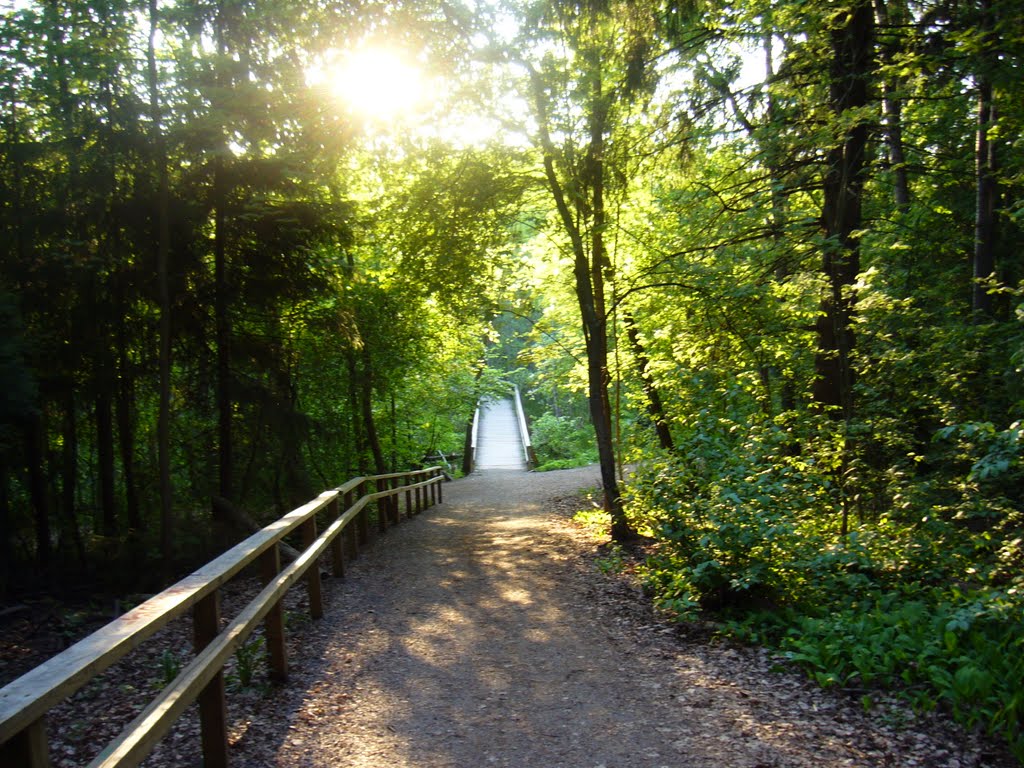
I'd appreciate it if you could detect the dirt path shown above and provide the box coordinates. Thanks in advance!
[215,466,1008,768]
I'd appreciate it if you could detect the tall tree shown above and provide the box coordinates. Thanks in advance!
[146,0,175,569]
[873,0,912,210]
[212,0,235,500]
[812,0,874,421]
[972,0,997,318]
[515,0,667,540]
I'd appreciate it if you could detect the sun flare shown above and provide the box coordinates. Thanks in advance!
[309,48,427,122]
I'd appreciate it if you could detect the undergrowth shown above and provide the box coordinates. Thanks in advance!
[530,413,599,471]
[626,412,1024,762]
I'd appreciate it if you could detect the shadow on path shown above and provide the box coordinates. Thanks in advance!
[218,467,985,768]
[237,466,725,767]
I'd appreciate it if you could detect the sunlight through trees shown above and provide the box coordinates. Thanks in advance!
[1,0,1023,755]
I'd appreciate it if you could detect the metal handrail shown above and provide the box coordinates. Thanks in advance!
[512,386,537,469]
[470,407,480,467]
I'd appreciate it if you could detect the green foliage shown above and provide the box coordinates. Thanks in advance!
[778,587,1024,759]
[631,422,821,616]
[935,421,1023,485]
[530,413,598,470]
[595,546,625,575]
[629,403,1024,759]
[228,636,266,691]
[154,649,183,690]
[573,505,610,536]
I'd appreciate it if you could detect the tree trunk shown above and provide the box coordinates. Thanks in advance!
[813,0,874,422]
[116,316,142,532]
[764,31,797,415]
[214,11,233,500]
[116,397,141,533]
[462,411,475,476]
[873,0,911,210]
[96,390,118,537]
[973,64,997,318]
[622,310,674,451]
[345,350,365,472]
[882,85,910,210]
[585,50,631,539]
[813,0,875,538]
[25,413,51,572]
[278,365,312,506]
[390,392,397,473]
[585,324,628,538]
[360,349,387,475]
[147,0,174,574]
[61,391,84,566]
[1,459,11,597]
[214,163,232,498]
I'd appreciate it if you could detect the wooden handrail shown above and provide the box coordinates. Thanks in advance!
[0,468,446,768]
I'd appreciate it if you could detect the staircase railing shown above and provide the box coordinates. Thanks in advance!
[512,385,538,469]
[469,406,480,473]
[0,467,446,768]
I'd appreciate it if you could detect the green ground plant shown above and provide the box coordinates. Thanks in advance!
[228,637,267,691]
[530,413,599,470]
[155,649,183,690]
[627,408,1024,761]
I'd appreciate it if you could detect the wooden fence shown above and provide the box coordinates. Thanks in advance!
[0,468,446,768]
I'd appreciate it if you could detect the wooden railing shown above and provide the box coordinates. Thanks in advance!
[0,468,446,768]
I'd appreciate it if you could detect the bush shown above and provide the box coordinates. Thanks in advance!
[627,417,831,615]
[530,413,597,468]
[626,409,1024,761]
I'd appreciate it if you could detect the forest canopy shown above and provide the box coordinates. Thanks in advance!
[1,0,1023,757]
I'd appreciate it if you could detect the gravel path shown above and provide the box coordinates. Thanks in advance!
[216,466,1011,768]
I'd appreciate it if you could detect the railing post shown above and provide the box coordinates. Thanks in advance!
[377,477,389,533]
[344,489,359,559]
[389,477,400,524]
[302,517,324,620]
[357,481,369,546]
[0,716,51,768]
[437,469,443,504]
[328,497,344,578]
[194,592,228,768]
[404,476,413,517]
[260,544,288,682]
[430,470,438,505]
[387,477,395,523]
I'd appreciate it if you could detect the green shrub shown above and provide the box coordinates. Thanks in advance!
[530,413,597,468]
[627,420,830,614]
[626,408,1024,760]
